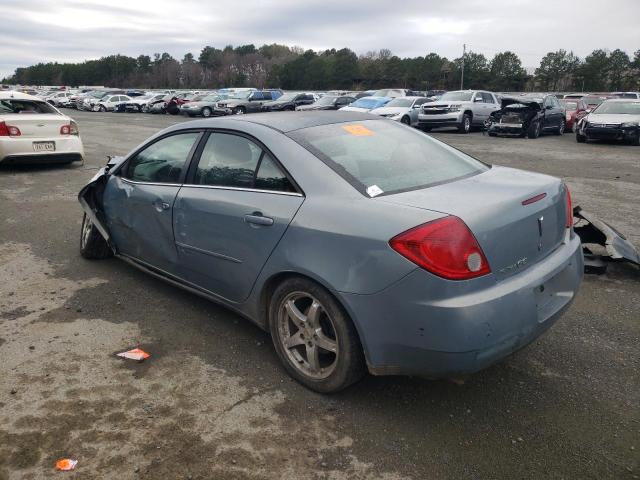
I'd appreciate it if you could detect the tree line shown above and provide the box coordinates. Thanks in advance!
[3,44,639,92]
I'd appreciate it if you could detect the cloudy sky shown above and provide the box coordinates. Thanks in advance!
[1,0,638,79]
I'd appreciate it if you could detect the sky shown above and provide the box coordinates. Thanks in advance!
[1,0,639,80]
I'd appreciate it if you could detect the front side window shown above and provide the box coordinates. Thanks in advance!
[289,120,488,196]
[194,133,295,192]
[124,132,199,183]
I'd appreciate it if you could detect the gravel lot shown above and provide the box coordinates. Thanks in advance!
[0,110,638,480]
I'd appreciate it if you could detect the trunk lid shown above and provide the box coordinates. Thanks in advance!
[1,113,69,138]
[378,166,567,280]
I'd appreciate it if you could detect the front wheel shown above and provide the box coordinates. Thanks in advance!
[233,106,245,115]
[269,277,365,393]
[202,107,212,117]
[400,116,410,125]
[576,132,587,143]
[555,119,565,135]
[80,213,112,259]
[458,113,472,133]
[527,121,541,139]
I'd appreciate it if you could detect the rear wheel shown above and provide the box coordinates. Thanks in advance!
[80,213,112,260]
[269,277,365,393]
[458,113,472,133]
[202,107,212,117]
[527,121,541,139]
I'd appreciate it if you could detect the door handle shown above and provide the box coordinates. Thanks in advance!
[153,200,171,212]
[244,213,274,226]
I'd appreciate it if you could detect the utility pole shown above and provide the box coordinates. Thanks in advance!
[460,43,466,90]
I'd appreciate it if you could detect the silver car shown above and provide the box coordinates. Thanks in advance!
[369,96,431,126]
[79,112,583,393]
[576,99,640,145]
[418,90,500,133]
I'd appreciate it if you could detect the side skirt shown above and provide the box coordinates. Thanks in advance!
[116,253,265,330]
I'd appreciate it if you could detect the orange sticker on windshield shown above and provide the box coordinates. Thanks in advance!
[342,124,374,136]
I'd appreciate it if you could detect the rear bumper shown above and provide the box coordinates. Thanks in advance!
[339,233,583,377]
[0,136,84,164]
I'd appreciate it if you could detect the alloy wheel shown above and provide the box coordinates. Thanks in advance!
[81,216,93,249]
[277,292,339,379]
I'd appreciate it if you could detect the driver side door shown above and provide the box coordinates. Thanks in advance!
[102,131,202,274]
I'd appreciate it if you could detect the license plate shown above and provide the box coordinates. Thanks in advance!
[33,141,55,152]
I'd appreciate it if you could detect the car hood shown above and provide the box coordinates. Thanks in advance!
[263,100,290,107]
[370,106,409,115]
[499,96,542,110]
[586,113,640,124]
[339,106,371,112]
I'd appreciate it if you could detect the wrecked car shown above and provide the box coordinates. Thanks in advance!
[78,112,583,393]
[486,94,566,138]
[573,206,640,273]
[575,99,640,145]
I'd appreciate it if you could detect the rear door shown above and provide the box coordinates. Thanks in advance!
[173,131,304,302]
[102,131,201,274]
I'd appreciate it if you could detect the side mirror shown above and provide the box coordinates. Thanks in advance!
[412,105,421,109]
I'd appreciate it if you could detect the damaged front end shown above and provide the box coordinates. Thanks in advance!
[486,97,541,137]
[78,156,125,254]
[573,206,640,274]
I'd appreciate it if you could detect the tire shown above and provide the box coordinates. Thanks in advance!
[631,133,640,146]
[99,105,106,112]
[488,132,497,137]
[233,106,246,115]
[576,132,587,143]
[458,113,472,133]
[555,119,565,135]
[527,121,541,139]
[269,277,366,393]
[202,107,212,118]
[80,213,112,260]
[400,116,410,125]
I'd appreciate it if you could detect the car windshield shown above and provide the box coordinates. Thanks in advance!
[90,91,106,98]
[0,99,59,114]
[584,97,605,106]
[350,97,389,109]
[314,96,338,106]
[289,120,488,196]
[275,93,298,102]
[613,93,638,99]
[562,101,578,110]
[592,102,640,115]
[202,95,220,102]
[229,92,252,100]
[385,98,414,108]
[373,89,404,97]
[440,91,474,101]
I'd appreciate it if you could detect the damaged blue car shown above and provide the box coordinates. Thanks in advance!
[79,112,583,393]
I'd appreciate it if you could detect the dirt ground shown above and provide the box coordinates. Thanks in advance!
[0,110,638,480]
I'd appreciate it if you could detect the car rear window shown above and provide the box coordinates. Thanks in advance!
[0,99,58,114]
[289,120,488,197]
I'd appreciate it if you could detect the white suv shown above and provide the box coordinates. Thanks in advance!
[418,90,500,133]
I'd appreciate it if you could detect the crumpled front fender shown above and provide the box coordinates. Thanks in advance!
[77,156,125,253]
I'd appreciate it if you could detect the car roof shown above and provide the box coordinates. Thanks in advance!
[601,98,640,103]
[0,91,44,101]
[183,111,382,133]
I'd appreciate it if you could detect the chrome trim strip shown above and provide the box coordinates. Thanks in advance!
[181,184,303,197]
[175,242,242,263]
[120,178,181,187]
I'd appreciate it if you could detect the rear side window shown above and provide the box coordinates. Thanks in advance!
[288,120,488,197]
[193,133,295,192]
[124,132,199,183]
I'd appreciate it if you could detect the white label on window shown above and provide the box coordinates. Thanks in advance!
[367,185,384,197]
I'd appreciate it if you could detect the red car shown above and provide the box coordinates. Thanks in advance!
[561,98,589,132]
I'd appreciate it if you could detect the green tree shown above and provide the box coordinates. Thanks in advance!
[489,51,527,91]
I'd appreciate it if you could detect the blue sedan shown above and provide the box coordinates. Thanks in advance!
[79,112,583,393]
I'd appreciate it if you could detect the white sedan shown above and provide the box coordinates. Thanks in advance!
[92,94,132,112]
[0,91,84,164]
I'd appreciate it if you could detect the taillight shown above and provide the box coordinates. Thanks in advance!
[564,184,572,228]
[60,121,79,135]
[389,216,491,280]
[0,121,20,136]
